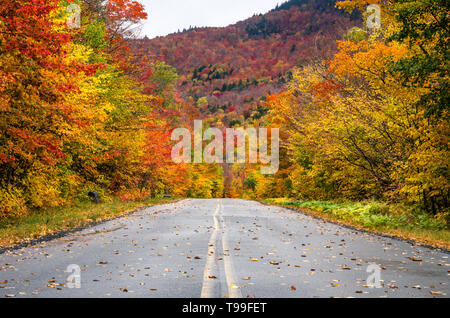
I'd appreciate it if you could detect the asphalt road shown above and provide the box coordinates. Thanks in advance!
[0,199,448,298]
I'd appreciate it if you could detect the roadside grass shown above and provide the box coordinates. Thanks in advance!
[263,198,450,249]
[0,197,179,249]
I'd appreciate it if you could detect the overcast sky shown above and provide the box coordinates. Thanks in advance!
[139,0,284,39]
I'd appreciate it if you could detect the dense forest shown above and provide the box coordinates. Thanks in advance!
[250,0,448,216]
[0,0,224,218]
[138,0,449,216]
[136,0,359,125]
[0,0,448,223]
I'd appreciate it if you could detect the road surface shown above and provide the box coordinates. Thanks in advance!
[0,199,448,298]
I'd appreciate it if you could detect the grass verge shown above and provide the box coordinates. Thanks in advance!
[0,197,180,249]
[263,198,450,250]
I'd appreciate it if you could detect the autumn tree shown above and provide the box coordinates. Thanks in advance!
[261,0,449,214]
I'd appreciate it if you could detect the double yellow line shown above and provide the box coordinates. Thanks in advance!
[201,200,242,298]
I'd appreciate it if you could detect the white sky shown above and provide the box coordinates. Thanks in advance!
[139,0,284,39]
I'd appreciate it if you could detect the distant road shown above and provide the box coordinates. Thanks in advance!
[0,199,448,298]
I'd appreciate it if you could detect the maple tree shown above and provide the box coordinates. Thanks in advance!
[0,0,82,214]
[0,0,224,217]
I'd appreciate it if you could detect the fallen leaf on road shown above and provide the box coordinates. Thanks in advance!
[430,291,445,296]
[243,277,251,280]
[270,261,280,265]
[291,286,296,291]
[251,258,259,262]
[389,285,398,289]
[408,257,422,262]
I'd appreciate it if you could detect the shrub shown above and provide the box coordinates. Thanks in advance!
[0,185,27,218]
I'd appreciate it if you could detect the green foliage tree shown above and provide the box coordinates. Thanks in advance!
[388,0,449,118]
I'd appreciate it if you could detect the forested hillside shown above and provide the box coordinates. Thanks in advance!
[135,0,359,125]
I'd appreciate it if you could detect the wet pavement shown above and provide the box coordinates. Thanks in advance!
[0,199,448,298]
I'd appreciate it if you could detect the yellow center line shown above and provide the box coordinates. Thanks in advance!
[201,200,242,298]
[200,200,220,298]
[220,200,243,298]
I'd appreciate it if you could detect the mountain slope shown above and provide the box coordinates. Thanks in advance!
[134,0,358,124]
